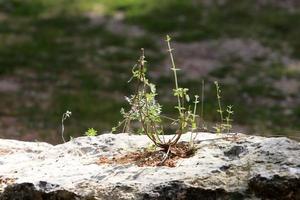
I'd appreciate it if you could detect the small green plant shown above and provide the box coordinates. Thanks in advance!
[225,105,234,133]
[112,48,165,147]
[189,79,207,146]
[85,128,98,136]
[213,81,234,134]
[112,36,234,157]
[112,36,200,151]
[61,110,72,143]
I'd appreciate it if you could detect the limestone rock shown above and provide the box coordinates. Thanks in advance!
[0,133,299,200]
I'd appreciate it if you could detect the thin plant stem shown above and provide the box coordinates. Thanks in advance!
[61,116,66,143]
[61,111,71,143]
[158,144,171,166]
[193,80,205,141]
[215,81,223,121]
[190,95,199,145]
[166,35,182,116]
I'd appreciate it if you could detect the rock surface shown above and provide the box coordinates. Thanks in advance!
[0,132,299,200]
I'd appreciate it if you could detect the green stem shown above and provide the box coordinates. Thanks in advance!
[215,81,223,121]
[193,96,199,122]
[166,35,182,115]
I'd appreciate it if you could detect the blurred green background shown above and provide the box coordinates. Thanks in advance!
[0,0,299,143]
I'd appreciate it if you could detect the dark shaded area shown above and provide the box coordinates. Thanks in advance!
[248,175,300,200]
[143,181,244,200]
[0,183,86,200]
[224,145,247,159]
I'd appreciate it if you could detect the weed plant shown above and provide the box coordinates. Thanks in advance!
[213,81,234,134]
[61,110,72,143]
[85,128,98,136]
[112,36,234,150]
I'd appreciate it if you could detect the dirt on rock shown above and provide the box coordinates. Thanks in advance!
[97,142,195,167]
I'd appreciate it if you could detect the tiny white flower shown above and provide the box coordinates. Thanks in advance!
[65,110,72,117]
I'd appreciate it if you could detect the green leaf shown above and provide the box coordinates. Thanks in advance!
[149,83,156,93]
[166,35,171,42]
[185,94,190,102]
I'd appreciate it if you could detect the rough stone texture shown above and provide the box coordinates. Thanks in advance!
[0,132,299,200]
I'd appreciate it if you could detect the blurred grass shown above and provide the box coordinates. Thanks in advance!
[101,0,300,56]
[0,0,299,142]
